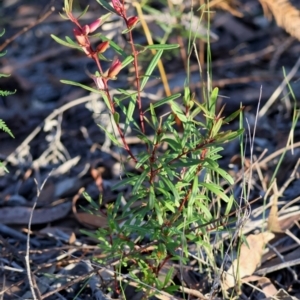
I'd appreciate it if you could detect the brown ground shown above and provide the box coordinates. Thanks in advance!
[0,0,300,299]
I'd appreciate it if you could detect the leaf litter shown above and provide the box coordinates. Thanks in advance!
[1,0,300,299]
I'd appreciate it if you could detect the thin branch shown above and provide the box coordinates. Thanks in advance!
[25,171,53,300]
[0,7,55,52]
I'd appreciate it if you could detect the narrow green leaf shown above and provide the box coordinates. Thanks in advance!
[164,201,176,213]
[191,174,199,198]
[121,27,134,34]
[223,107,244,124]
[225,195,234,215]
[140,50,163,91]
[65,36,80,47]
[60,80,103,94]
[149,185,155,209]
[64,0,69,12]
[132,169,148,194]
[96,0,117,14]
[0,28,5,37]
[215,168,234,185]
[161,137,181,151]
[214,129,244,144]
[170,102,187,122]
[155,202,163,225]
[126,224,154,236]
[150,104,158,128]
[113,112,119,124]
[196,198,212,220]
[160,176,180,203]
[51,34,81,49]
[97,124,122,147]
[77,5,89,19]
[171,159,202,168]
[136,153,151,169]
[112,175,137,190]
[193,100,211,117]
[59,12,69,20]
[124,95,136,133]
[132,137,149,149]
[211,118,223,137]
[144,93,181,112]
[101,36,127,58]
[203,158,219,168]
[183,86,191,106]
[163,166,175,182]
[200,182,230,202]
[209,87,219,113]
[146,44,180,50]
[121,55,134,67]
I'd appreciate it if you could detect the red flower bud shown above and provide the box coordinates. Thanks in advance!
[88,19,101,33]
[127,16,139,29]
[96,41,110,54]
[108,59,122,78]
[73,28,87,46]
[111,0,124,16]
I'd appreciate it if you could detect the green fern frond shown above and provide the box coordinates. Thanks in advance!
[0,119,14,138]
[0,89,16,96]
[0,161,8,172]
[0,73,10,78]
[0,51,7,58]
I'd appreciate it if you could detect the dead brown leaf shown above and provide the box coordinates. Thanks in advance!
[243,275,277,297]
[0,201,71,224]
[267,183,283,233]
[74,212,109,228]
[38,179,55,205]
[222,231,275,290]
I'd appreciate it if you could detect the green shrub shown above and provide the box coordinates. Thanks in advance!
[53,0,244,297]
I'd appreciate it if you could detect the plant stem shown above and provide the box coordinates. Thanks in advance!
[128,29,145,134]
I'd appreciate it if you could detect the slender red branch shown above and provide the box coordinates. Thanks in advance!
[128,30,145,134]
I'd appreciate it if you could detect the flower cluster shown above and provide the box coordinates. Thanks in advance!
[111,0,139,29]
[66,0,139,84]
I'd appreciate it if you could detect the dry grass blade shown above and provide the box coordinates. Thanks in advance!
[259,0,300,41]
[267,181,283,233]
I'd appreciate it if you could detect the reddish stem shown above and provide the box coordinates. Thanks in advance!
[91,54,138,163]
[126,22,145,134]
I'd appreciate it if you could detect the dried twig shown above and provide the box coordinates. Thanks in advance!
[25,172,53,300]
[0,7,55,52]
[259,55,300,117]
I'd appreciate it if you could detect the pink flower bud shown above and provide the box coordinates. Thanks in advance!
[88,19,101,33]
[73,28,87,46]
[96,41,110,54]
[111,0,124,16]
[92,75,105,90]
[108,59,122,78]
[127,16,139,29]
[82,25,90,35]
